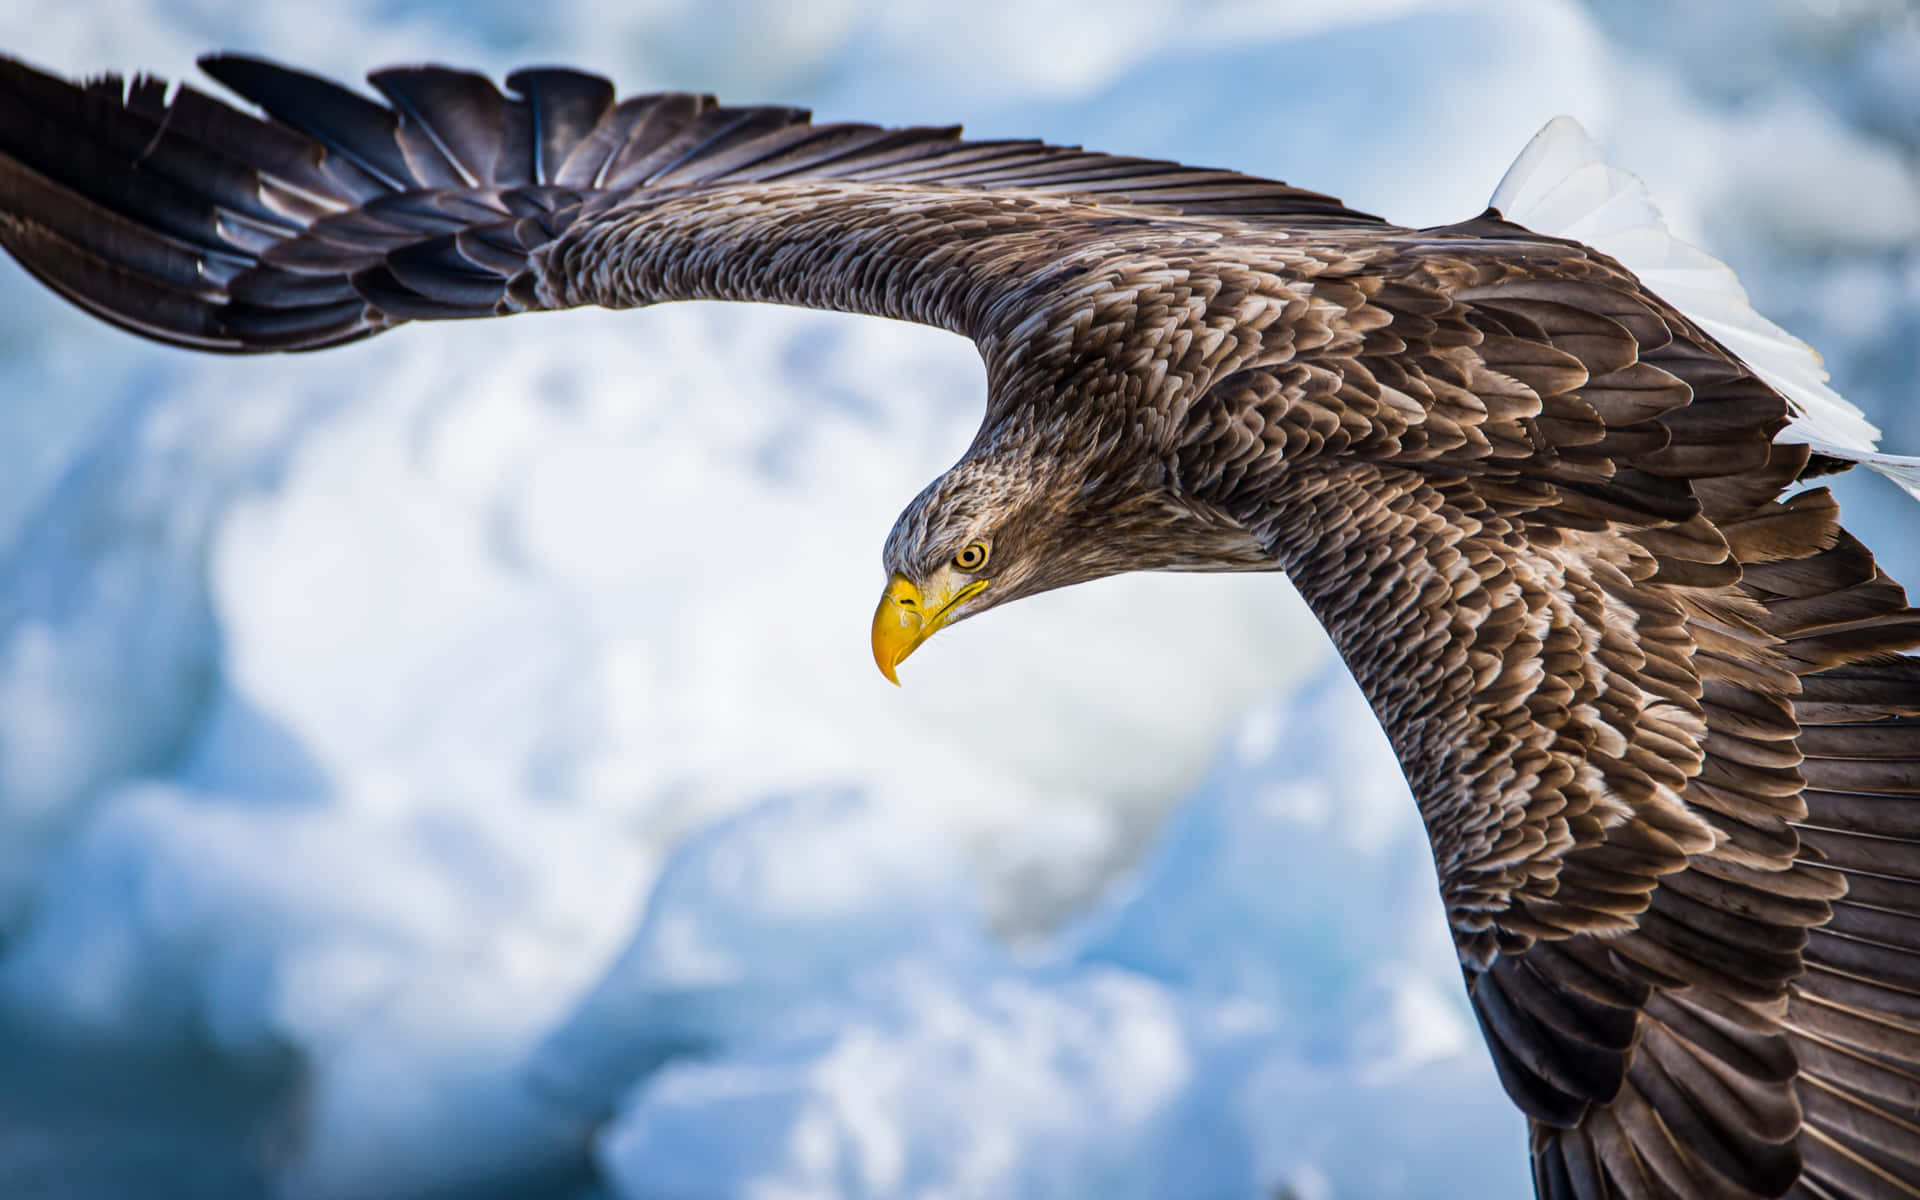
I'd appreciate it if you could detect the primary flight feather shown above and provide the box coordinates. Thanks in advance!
[2,53,1919,1200]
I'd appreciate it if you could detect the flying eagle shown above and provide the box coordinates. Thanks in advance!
[2,53,1918,1200]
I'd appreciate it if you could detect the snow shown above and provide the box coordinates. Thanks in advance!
[583,676,1524,1200]
[0,2,1915,1198]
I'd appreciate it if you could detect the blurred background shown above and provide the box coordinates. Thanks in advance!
[0,1,1914,1197]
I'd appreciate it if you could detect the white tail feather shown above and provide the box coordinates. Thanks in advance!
[1490,117,1920,501]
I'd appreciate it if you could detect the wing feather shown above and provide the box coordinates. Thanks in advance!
[0,52,1384,354]
[1173,212,1920,1196]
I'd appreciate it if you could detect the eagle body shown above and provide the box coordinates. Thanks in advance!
[3,53,1919,1198]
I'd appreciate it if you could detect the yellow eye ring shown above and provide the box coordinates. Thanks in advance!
[953,541,989,572]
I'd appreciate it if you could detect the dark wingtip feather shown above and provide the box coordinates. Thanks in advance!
[219,294,373,345]
[199,52,412,191]
[503,67,615,185]
[1,218,237,350]
[367,65,513,188]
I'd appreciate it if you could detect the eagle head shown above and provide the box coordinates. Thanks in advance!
[871,441,1274,683]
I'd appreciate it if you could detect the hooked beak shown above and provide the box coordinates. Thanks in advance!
[871,570,987,684]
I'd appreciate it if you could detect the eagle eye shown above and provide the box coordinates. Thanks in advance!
[953,542,989,572]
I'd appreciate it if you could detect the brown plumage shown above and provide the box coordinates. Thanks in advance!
[3,53,1919,1199]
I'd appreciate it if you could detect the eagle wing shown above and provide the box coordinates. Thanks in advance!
[0,53,1381,354]
[1178,223,1920,1197]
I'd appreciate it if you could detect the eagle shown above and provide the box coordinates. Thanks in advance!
[2,53,1918,1200]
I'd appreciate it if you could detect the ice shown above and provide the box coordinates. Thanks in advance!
[1071,670,1456,1005]
[0,0,1915,1197]
[0,389,309,928]
[586,673,1524,1200]
[531,792,993,1119]
[598,968,1202,1200]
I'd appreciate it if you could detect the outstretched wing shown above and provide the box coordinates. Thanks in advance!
[0,53,1382,354]
[1178,215,1920,1197]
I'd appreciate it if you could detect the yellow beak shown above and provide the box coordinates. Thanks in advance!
[871,570,987,684]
